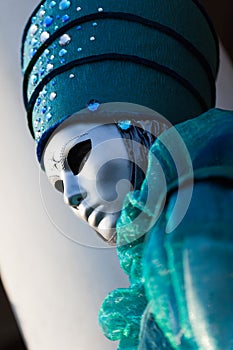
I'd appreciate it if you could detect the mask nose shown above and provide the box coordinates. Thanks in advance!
[61,170,87,207]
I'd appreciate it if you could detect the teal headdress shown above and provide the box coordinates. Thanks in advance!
[22,0,219,162]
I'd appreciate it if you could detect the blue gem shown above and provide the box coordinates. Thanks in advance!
[49,1,56,8]
[77,47,82,52]
[36,98,41,106]
[59,0,71,10]
[45,113,52,122]
[43,16,54,27]
[39,68,45,76]
[88,100,100,112]
[42,106,47,114]
[118,120,132,131]
[30,48,37,58]
[59,48,68,57]
[30,74,39,86]
[60,58,66,63]
[77,25,82,30]
[62,14,70,22]
[56,15,60,19]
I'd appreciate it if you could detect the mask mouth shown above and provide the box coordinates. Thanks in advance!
[72,204,118,245]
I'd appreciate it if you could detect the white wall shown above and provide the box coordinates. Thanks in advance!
[0,2,128,350]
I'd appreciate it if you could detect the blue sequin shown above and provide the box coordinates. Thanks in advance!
[118,120,132,130]
[31,74,39,86]
[30,48,37,58]
[45,113,52,122]
[62,14,70,22]
[59,0,71,11]
[49,1,57,8]
[59,49,68,57]
[42,106,47,114]
[43,16,54,27]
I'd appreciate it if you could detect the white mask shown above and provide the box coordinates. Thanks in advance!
[42,120,133,244]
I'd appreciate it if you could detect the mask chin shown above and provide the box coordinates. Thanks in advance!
[95,228,117,246]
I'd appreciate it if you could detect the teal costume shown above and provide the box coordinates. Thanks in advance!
[99,108,233,349]
[21,1,233,349]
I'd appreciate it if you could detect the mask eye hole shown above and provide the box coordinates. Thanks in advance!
[54,180,64,193]
[67,139,92,175]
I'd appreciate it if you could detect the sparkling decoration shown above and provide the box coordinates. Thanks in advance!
[59,33,71,46]
[59,0,71,10]
[29,24,38,36]
[46,63,54,71]
[30,48,37,58]
[77,47,82,52]
[90,36,96,41]
[49,1,57,8]
[43,16,54,27]
[45,113,53,122]
[62,14,70,22]
[36,98,41,107]
[41,106,47,114]
[39,10,46,18]
[76,6,82,11]
[49,92,57,101]
[40,31,50,43]
[76,25,82,30]
[44,49,50,55]
[30,74,39,86]
[59,48,68,57]
[98,7,104,12]
[69,74,75,79]
[39,68,45,76]
[31,38,38,45]
[50,54,55,60]
[118,120,132,131]
[34,118,41,127]
[92,22,98,27]
[88,100,100,111]
[35,131,41,140]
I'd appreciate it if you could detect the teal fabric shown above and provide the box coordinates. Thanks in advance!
[22,0,218,159]
[98,108,233,349]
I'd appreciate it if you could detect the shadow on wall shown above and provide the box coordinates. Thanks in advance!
[0,279,27,350]
[202,0,233,62]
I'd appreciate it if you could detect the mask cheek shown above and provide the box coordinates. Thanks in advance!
[95,159,133,203]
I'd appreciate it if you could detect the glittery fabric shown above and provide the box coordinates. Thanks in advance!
[99,109,233,349]
[22,0,218,159]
